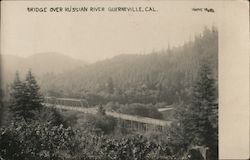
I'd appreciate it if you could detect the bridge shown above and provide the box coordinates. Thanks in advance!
[43,97,172,131]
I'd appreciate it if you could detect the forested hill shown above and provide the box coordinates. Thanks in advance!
[39,27,218,105]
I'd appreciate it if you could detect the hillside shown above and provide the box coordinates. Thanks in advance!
[38,28,218,105]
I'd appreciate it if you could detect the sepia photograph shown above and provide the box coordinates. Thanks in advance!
[0,1,248,160]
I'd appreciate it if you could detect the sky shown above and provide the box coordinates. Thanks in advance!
[1,1,218,63]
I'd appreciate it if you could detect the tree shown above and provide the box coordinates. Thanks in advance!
[182,63,218,159]
[106,77,114,94]
[24,70,43,112]
[168,102,191,157]
[170,62,218,159]
[9,70,43,121]
[9,72,26,120]
[38,107,69,127]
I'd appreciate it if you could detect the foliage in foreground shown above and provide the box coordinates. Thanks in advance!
[0,120,183,160]
[0,121,81,160]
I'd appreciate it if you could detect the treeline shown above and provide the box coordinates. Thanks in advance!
[38,27,218,105]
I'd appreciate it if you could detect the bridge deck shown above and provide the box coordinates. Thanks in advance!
[43,103,171,127]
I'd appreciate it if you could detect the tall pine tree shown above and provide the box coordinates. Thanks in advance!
[10,72,26,120]
[24,70,43,118]
[186,63,218,159]
[171,62,218,159]
[10,70,43,121]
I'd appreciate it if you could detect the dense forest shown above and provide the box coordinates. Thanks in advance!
[38,27,218,106]
[0,27,218,160]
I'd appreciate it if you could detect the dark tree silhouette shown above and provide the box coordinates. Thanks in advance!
[182,63,218,159]
[9,72,26,120]
[10,70,43,121]
[169,62,218,159]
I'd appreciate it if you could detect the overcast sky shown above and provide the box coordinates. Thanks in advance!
[1,1,218,63]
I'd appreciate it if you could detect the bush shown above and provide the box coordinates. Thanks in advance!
[0,120,186,160]
[100,135,175,160]
[0,121,82,160]
[83,114,117,135]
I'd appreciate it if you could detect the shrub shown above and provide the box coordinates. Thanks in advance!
[0,121,82,160]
